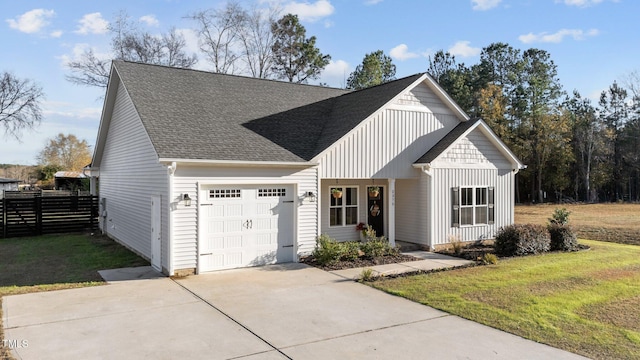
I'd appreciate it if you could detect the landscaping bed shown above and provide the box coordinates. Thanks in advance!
[301,253,420,271]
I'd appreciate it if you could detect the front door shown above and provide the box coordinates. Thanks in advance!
[367,187,384,237]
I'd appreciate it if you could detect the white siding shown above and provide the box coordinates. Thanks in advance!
[318,109,459,179]
[395,178,425,243]
[99,82,170,270]
[438,128,512,167]
[395,83,455,115]
[172,165,318,268]
[428,167,514,246]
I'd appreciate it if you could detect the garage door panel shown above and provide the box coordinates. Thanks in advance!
[226,204,243,216]
[226,235,243,248]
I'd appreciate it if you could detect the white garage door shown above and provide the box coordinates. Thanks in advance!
[199,185,295,272]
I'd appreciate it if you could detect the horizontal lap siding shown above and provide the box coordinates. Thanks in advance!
[318,109,459,179]
[100,82,168,266]
[173,166,318,268]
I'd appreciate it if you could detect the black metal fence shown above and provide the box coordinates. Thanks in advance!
[0,195,99,239]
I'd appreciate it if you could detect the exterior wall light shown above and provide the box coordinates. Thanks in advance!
[182,193,192,206]
[304,191,317,203]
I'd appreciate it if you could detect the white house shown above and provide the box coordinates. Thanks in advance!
[88,61,524,275]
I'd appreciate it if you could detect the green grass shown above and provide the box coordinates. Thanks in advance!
[0,234,148,359]
[371,240,640,360]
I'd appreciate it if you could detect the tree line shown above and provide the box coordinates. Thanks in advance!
[428,43,640,203]
[3,1,639,203]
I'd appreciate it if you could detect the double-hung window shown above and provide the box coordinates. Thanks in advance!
[329,187,358,226]
[452,186,494,227]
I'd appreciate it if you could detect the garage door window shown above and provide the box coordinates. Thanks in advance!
[329,187,358,227]
[210,189,241,198]
[258,188,287,197]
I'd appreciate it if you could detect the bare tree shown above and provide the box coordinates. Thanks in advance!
[237,6,279,78]
[0,72,43,139]
[189,2,247,74]
[66,11,197,89]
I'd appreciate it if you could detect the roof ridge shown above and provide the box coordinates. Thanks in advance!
[114,60,350,91]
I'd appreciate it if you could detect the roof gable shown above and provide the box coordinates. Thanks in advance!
[415,118,524,169]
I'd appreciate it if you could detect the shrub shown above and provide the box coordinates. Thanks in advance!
[494,224,551,257]
[549,208,571,225]
[482,253,499,265]
[313,235,341,265]
[339,241,361,261]
[361,238,398,258]
[449,234,463,255]
[360,268,374,282]
[548,223,579,251]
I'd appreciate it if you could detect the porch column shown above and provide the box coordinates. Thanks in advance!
[388,178,396,247]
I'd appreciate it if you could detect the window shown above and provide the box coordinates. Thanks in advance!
[329,187,358,226]
[210,189,241,198]
[258,188,286,197]
[452,186,494,227]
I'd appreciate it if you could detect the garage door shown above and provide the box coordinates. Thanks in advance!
[199,185,295,272]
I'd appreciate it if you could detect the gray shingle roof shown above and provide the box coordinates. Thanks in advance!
[113,61,424,162]
[414,118,481,164]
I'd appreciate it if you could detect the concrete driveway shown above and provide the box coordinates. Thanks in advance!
[3,265,587,360]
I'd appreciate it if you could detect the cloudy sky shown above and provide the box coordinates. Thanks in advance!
[0,0,636,165]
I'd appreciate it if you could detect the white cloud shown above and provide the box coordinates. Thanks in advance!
[448,41,480,57]
[50,30,63,38]
[518,28,599,44]
[140,15,159,27]
[75,12,109,35]
[557,0,604,7]
[58,43,111,68]
[364,0,383,5]
[320,59,351,88]
[43,101,102,120]
[389,44,419,61]
[283,0,335,22]
[471,0,501,11]
[6,9,55,34]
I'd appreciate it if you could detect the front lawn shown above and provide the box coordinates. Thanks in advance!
[0,234,148,359]
[371,240,640,360]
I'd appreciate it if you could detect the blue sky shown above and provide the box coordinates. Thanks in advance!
[0,0,637,165]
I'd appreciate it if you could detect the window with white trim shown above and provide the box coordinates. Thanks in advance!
[452,186,494,227]
[329,187,358,226]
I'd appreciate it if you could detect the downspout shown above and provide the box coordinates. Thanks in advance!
[167,162,177,276]
[420,164,435,251]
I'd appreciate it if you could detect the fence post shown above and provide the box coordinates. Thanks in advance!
[35,196,43,235]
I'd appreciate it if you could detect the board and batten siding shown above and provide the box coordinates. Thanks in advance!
[394,178,426,244]
[318,110,459,179]
[99,82,169,268]
[318,85,461,180]
[427,168,514,246]
[171,165,318,269]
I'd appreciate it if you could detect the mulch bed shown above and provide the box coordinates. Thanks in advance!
[300,253,421,271]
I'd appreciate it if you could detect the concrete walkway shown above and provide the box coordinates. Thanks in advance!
[329,251,474,279]
[3,263,588,360]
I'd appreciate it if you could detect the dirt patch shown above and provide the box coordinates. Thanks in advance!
[300,254,420,271]
[578,296,640,333]
[526,276,598,297]
[589,264,640,281]
[575,226,640,246]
